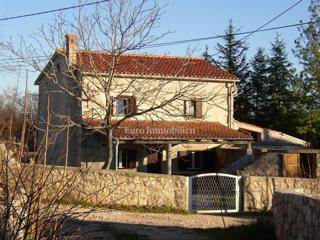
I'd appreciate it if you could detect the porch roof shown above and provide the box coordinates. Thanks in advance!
[84,119,253,142]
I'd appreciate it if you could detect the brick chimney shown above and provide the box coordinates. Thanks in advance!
[65,34,78,64]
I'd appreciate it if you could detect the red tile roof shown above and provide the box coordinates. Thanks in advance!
[84,119,252,141]
[76,51,239,80]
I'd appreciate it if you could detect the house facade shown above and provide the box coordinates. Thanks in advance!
[35,34,255,175]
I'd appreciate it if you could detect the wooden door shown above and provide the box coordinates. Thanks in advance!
[283,154,301,177]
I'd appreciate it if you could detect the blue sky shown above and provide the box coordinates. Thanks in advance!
[0,0,311,92]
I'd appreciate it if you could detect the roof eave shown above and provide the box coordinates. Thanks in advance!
[81,72,240,82]
[115,137,252,141]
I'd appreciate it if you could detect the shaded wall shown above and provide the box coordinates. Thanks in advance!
[273,191,320,240]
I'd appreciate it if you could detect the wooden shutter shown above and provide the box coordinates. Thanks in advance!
[129,96,137,114]
[283,154,301,177]
[195,99,202,118]
[183,100,187,116]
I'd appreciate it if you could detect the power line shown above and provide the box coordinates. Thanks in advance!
[146,0,304,49]
[0,20,316,63]
[143,20,315,49]
[0,0,109,22]
[239,0,303,42]
[204,0,303,57]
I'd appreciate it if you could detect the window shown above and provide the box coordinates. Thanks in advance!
[117,98,127,115]
[184,99,202,118]
[118,149,137,169]
[177,151,203,171]
[115,96,136,115]
[184,100,195,117]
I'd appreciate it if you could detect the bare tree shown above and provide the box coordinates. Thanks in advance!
[0,115,100,239]
[1,0,231,169]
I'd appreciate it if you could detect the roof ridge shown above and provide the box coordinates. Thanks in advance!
[77,49,204,61]
[86,119,221,124]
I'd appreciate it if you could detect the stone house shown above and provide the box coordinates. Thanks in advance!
[34,34,310,176]
[34,33,255,175]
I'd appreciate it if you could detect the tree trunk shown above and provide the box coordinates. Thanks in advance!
[102,127,113,169]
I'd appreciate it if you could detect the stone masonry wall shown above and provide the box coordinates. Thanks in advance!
[42,165,188,210]
[243,176,320,211]
[240,152,281,177]
[273,191,320,240]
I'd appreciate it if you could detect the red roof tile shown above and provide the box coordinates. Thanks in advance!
[76,51,239,80]
[84,119,252,141]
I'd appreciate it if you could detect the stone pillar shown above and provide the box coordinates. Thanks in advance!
[166,144,172,175]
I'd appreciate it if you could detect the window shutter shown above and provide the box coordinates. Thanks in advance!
[129,96,137,114]
[183,100,187,116]
[195,99,202,118]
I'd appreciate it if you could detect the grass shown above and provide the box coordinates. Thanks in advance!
[58,198,191,214]
[195,213,276,240]
[105,204,191,214]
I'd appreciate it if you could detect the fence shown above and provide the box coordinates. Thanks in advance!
[21,165,320,212]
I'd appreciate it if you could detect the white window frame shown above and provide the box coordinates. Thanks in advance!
[185,100,196,117]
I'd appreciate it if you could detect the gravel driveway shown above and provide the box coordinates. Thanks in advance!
[78,209,255,240]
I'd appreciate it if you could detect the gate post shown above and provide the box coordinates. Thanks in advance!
[235,176,242,212]
[187,176,192,211]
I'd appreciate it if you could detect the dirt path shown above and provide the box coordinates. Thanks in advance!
[79,209,255,240]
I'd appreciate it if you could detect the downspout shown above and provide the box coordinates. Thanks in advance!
[227,84,232,128]
[113,138,119,170]
[227,82,237,128]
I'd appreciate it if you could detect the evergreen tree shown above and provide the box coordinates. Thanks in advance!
[203,19,250,121]
[211,20,249,78]
[247,48,269,125]
[294,0,320,146]
[265,35,296,132]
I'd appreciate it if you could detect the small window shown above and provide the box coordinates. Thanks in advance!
[115,96,136,116]
[184,100,196,117]
[184,99,202,118]
[117,98,128,115]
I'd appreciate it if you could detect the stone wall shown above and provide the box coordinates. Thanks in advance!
[243,176,320,211]
[273,191,320,240]
[43,165,188,210]
[240,152,281,177]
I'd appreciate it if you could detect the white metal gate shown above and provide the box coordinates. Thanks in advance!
[188,173,241,213]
